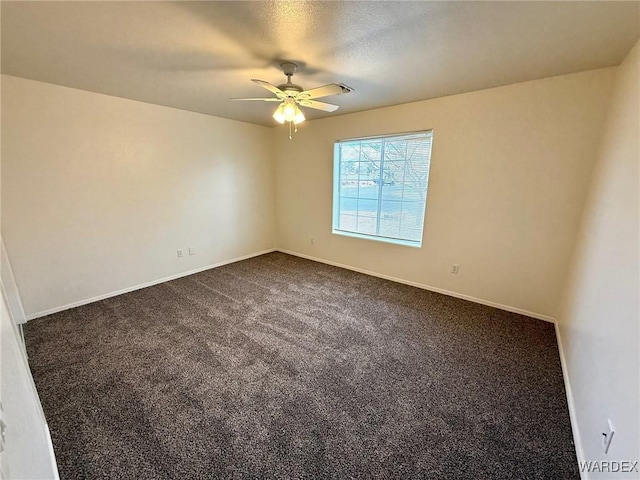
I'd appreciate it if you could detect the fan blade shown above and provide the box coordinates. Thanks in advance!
[298,100,339,112]
[251,79,285,98]
[298,83,351,100]
[230,97,282,102]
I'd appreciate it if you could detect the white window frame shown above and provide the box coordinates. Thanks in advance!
[332,130,434,247]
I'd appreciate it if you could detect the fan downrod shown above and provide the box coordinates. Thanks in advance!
[278,62,302,93]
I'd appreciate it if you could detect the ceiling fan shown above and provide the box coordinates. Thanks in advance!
[231,62,353,138]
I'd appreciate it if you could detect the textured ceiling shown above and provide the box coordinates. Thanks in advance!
[1,1,639,126]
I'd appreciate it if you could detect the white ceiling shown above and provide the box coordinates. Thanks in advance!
[2,1,638,126]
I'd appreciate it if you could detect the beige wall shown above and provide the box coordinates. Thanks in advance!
[274,68,615,320]
[1,69,619,322]
[1,75,276,318]
[558,41,639,477]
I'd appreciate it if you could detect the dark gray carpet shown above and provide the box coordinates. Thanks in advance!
[24,252,578,479]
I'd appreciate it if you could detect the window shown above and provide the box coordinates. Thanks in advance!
[332,131,433,247]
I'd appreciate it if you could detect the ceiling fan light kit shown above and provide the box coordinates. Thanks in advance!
[272,98,305,125]
[231,62,353,140]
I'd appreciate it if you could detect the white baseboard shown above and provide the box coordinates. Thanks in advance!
[28,246,556,324]
[555,322,586,479]
[26,248,277,321]
[277,249,556,323]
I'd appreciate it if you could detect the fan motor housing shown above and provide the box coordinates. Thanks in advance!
[277,83,303,95]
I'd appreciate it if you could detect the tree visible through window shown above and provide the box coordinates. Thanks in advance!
[332,131,433,247]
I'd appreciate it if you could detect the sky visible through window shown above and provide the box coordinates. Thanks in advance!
[333,132,433,246]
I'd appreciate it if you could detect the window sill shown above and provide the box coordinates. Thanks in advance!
[332,229,422,248]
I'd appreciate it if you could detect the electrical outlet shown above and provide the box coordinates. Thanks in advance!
[188,247,195,256]
[451,264,459,274]
[177,249,184,258]
[310,238,315,245]
[602,419,615,454]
